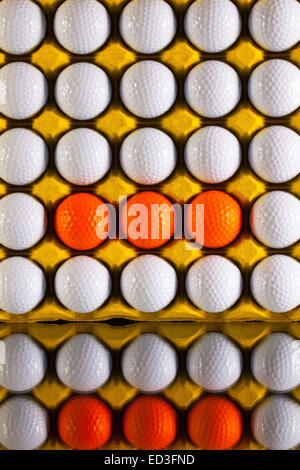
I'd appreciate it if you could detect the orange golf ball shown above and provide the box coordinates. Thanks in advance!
[121,191,175,249]
[54,193,109,250]
[187,395,243,450]
[58,395,113,450]
[123,395,178,450]
[186,190,242,248]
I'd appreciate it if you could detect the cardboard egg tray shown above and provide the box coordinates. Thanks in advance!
[0,0,300,322]
[0,321,300,450]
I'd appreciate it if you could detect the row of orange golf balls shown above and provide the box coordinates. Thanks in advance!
[2,189,299,251]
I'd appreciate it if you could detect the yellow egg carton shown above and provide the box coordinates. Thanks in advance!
[0,321,299,450]
[0,0,299,323]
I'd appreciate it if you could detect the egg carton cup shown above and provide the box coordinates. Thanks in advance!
[0,0,299,323]
[0,321,300,450]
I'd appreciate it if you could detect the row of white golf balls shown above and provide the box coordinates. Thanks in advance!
[0,254,299,315]
[1,59,299,121]
[1,125,300,187]
[1,190,300,251]
[1,0,299,56]
[1,331,299,394]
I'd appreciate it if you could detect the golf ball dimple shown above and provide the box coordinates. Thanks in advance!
[55,62,111,120]
[0,193,47,250]
[184,0,241,53]
[54,256,111,314]
[249,0,300,52]
[251,395,300,450]
[0,62,48,120]
[248,59,300,117]
[121,334,178,392]
[55,128,111,185]
[0,334,47,393]
[187,332,243,392]
[56,333,112,392]
[185,255,243,313]
[184,126,241,183]
[0,257,46,314]
[54,0,111,54]
[250,191,300,249]
[248,126,300,183]
[120,255,177,313]
[250,255,300,313]
[251,333,300,392]
[120,127,176,185]
[120,0,176,54]
[0,396,49,450]
[0,128,48,186]
[184,60,241,118]
[0,0,46,55]
[120,60,177,118]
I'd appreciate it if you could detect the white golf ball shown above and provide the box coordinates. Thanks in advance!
[0,62,48,120]
[0,334,47,392]
[248,59,300,117]
[54,0,110,54]
[251,333,300,392]
[185,60,241,118]
[0,0,46,55]
[121,333,178,392]
[0,193,47,250]
[55,62,111,120]
[184,0,241,53]
[249,126,300,184]
[120,60,177,118]
[186,332,243,391]
[250,255,300,313]
[0,257,46,314]
[0,396,49,450]
[250,191,300,249]
[251,395,300,450]
[249,0,300,52]
[120,255,177,313]
[120,0,176,54]
[0,128,48,186]
[55,256,111,314]
[120,127,176,185]
[185,256,243,313]
[56,333,112,392]
[55,128,111,185]
[184,126,241,183]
